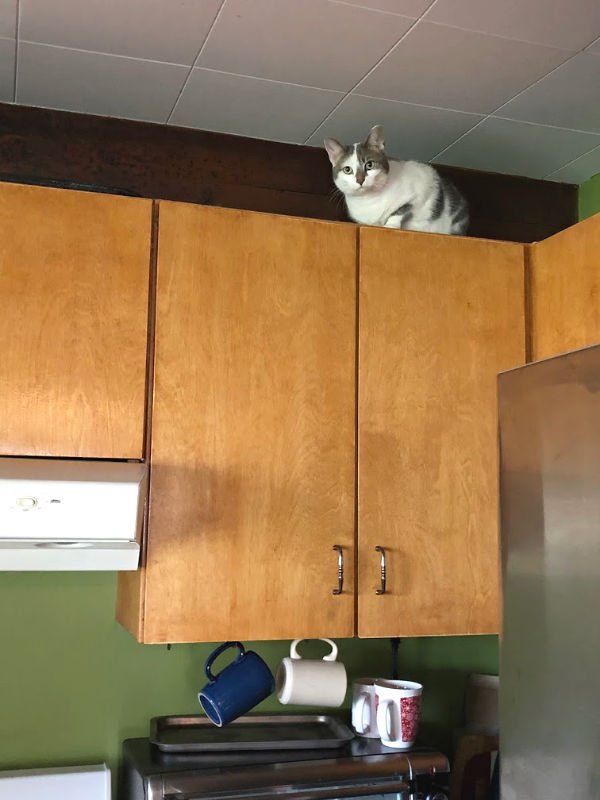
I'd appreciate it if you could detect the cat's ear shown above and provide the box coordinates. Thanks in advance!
[324,137,345,165]
[365,124,385,152]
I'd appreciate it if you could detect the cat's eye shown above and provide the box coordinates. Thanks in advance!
[365,160,374,170]
[342,166,353,174]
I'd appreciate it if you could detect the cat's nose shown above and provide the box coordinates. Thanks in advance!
[356,173,365,185]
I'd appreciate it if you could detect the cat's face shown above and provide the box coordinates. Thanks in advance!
[324,124,389,196]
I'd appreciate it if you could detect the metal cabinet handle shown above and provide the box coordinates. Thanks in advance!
[375,545,387,595]
[332,545,344,595]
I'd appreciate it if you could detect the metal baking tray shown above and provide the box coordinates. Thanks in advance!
[150,714,355,752]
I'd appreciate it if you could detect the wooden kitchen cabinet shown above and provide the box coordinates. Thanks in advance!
[528,212,600,361]
[0,182,152,458]
[118,204,356,643]
[357,229,526,637]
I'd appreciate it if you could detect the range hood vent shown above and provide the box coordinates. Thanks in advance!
[0,458,147,571]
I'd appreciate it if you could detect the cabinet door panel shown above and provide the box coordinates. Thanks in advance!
[140,204,356,643]
[529,213,600,361]
[358,229,525,637]
[0,183,151,458]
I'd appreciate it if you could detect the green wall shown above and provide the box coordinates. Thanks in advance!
[579,172,600,219]
[0,569,498,782]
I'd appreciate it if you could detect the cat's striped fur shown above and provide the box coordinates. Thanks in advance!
[324,125,469,236]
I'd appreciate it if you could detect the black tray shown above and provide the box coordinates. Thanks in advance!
[150,714,355,752]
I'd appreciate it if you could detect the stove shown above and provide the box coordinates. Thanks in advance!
[119,736,450,800]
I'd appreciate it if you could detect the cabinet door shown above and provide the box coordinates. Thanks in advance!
[528,213,600,361]
[358,229,525,637]
[132,203,356,643]
[0,183,151,458]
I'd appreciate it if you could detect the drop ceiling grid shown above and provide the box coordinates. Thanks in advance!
[0,0,599,181]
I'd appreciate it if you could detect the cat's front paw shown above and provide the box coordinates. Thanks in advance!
[383,215,403,229]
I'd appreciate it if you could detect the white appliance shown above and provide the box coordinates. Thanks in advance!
[0,763,110,799]
[0,458,147,570]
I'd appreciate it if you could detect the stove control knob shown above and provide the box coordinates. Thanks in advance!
[425,793,448,800]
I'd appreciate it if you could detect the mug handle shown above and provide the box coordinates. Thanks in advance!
[354,691,371,734]
[376,699,395,742]
[290,638,338,661]
[205,641,245,682]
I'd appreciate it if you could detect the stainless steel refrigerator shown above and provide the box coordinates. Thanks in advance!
[498,344,600,800]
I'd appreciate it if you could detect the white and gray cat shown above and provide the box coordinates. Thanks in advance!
[324,124,469,236]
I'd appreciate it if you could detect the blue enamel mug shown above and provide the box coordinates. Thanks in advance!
[198,641,275,727]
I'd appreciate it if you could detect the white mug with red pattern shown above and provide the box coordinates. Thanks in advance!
[375,679,423,749]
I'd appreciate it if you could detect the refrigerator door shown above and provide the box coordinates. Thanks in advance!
[498,344,600,800]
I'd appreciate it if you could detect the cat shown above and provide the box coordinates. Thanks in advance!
[324,124,469,236]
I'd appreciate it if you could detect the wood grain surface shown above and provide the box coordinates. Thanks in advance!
[0,182,151,458]
[357,228,526,637]
[528,212,600,361]
[136,203,357,643]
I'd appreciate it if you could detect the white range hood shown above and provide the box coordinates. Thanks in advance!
[0,763,110,799]
[0,458,147,571]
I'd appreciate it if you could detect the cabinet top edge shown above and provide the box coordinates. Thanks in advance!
[157,198,528,246]
[156,197,356,231]
[358,223,527,250]
[0,178,153,208]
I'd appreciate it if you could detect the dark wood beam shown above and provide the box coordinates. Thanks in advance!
[0,102,578,242]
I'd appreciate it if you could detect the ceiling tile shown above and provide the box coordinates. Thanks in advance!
[357,21,572,113]
[0,37,14,101]
[170,68,343,142]
[434,117,600,179]
[425,0,600,51]
[198,0,414,91]
[17,43,189,123]
[545,144,600,183]
[0,0,16,37]
[329,0,432,17]
[498,53,600,133]
[19,0,222,65]
[307,94,482,161]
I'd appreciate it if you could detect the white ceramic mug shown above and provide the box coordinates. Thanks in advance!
[276,638,347,707]
[375,679,423,749]
[351,677,379,738]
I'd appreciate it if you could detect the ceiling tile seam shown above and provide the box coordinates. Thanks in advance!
[431,118,600,168]
[347,10,578,108]
[166,0,227,124]
[585,34,600,50]
[431,38,600,164]
[543,141,600,179]
[429,115,491,161]
[302,0,442,144]
[16,38,192,68]
[174,65,346,95]
[12,0,19,103]
[491,47,592,119]
[12,37,349,96]
[166,117,301,146]
[490,114,600,137]
[350,90,485,118]
[327,0,418,20]
[16,98,174,126]
[411,15,585,53]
